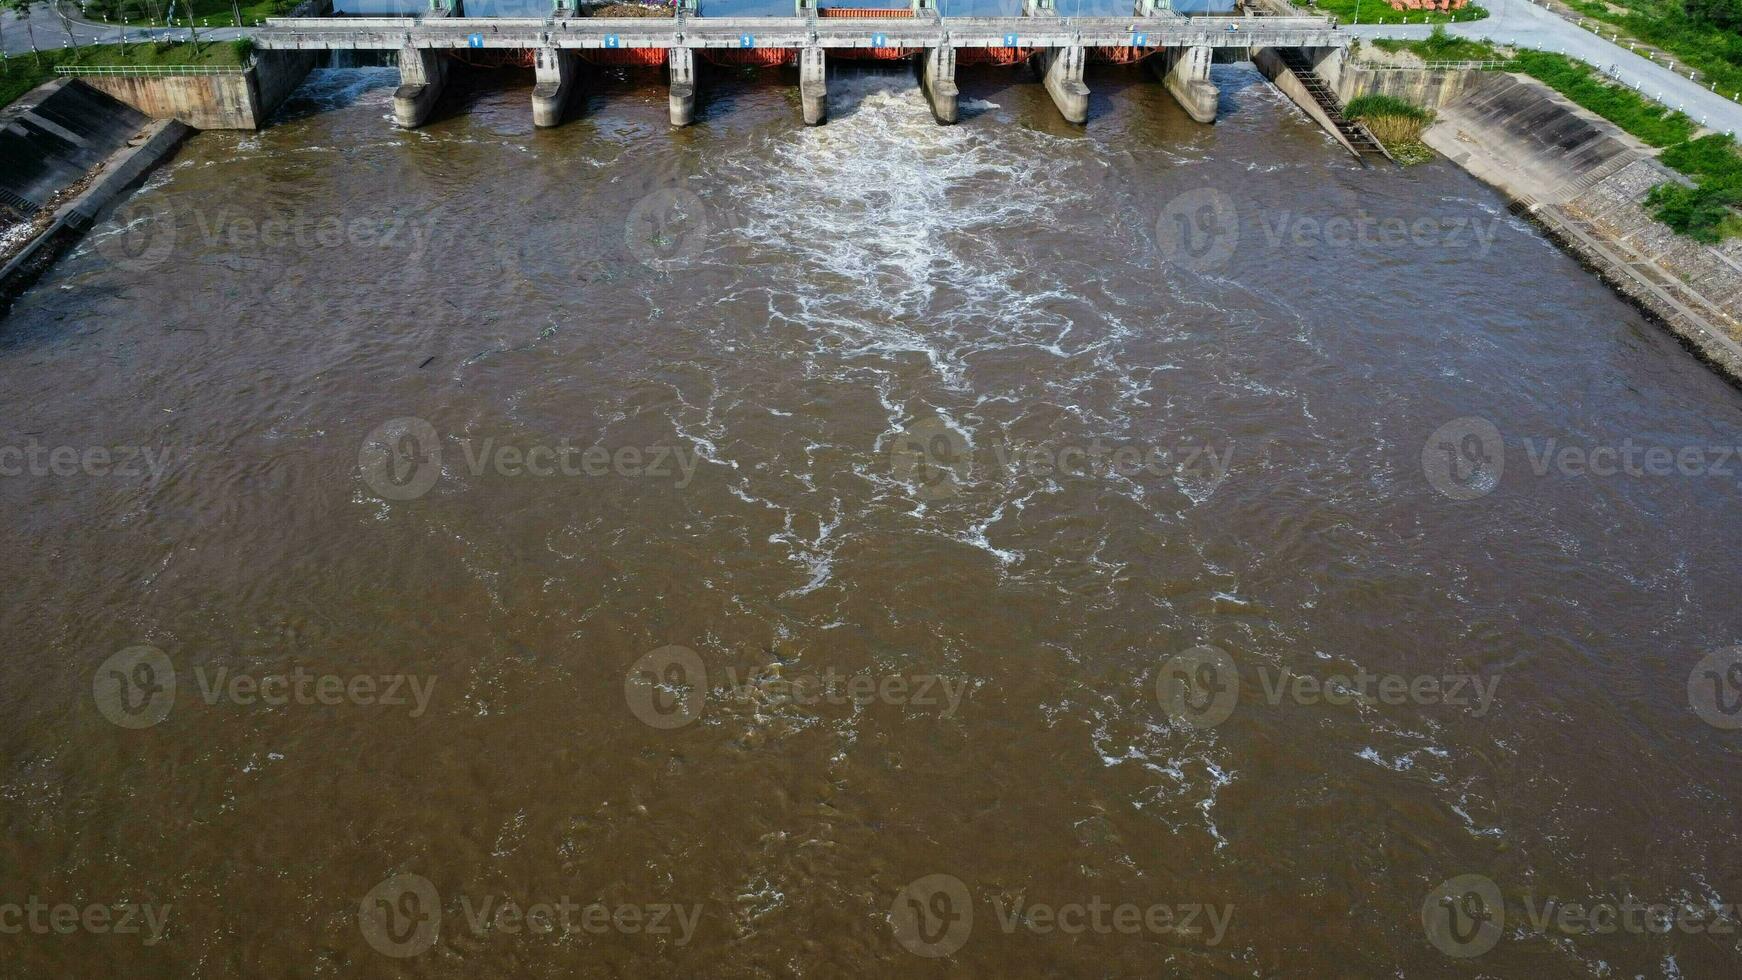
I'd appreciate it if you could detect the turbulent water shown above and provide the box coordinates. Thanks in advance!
[2,61,1740,977]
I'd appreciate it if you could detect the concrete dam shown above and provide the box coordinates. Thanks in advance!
[251,4,1354,140]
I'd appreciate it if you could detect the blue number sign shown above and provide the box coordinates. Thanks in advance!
[1003,33,1019,47]
[604,34,620,48]
[740,33,755,48]
[872,33,888,48]
[1133,33,1148,47]
[467,33,484,49]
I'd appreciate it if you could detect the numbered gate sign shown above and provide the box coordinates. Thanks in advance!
[1003,33,1019,47]
[604,34,620,48]
[1133,33,1148,47]
[467,33,484,49]
[872,33,888,48]
[739,34,755,48]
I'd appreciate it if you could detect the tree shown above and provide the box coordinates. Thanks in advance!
[1686,0,1742,31]
[3,0,44,65]
[54,0,79,50]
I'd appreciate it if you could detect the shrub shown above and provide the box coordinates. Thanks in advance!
[1645,182,1742,242]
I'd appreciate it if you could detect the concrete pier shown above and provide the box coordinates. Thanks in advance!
[669,47,697,127]
[1155,45,1217,124]
[799,46,827,126]
[1038,44,1089,125]
[918,45,958,125]
[393,45,446,129]
[532,46,579,128]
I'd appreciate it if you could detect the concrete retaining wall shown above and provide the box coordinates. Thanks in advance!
[72,51,317,130]
[1338,66,1480,110]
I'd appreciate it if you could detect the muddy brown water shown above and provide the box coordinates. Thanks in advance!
[1,62,1740,977]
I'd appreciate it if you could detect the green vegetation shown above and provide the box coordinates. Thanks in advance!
[1661,132,1742,192]
[1368,27,1506,63]
[1645,182,1742,240]
[1,39,251,110]
[1509,50,1698,146]
[1647,134,1742,239]
[0,58,57,113]
[1559,0,1742,102]
[80,0,298,28]
[1306,0,1489,25]
[1345,94,1438,164]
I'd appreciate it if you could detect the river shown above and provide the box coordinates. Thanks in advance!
[1,61,1739,976]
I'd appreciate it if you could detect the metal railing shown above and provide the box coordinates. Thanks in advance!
[1349,59,1510,71]
[53,64,250,76]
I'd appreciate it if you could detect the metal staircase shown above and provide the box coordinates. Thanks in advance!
[1276,48,1387,161]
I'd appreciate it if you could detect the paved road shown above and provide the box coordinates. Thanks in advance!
[1350,0,1742,136]
[3,5,244,58]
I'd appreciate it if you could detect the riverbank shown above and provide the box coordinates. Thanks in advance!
[1425,70,1742,381]
[0,92,188,310]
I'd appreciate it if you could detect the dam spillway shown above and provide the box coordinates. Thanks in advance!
[251,8,1349,131]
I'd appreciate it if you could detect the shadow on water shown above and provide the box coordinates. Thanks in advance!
[268,66,399,128]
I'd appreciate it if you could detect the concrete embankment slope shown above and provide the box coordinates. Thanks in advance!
[1,80,149,219]
[0,83,190,312]
[1428,71,1742,382]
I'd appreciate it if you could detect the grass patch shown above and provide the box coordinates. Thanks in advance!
[1510,49,1697,146]
[1305,0,1490,25]
[1,40,252,110]
[0,58,57,113]
[1661,133,1742,193]
[79,0,299,28]
[1367,29,1507,63]
[1345,94,1437,164]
